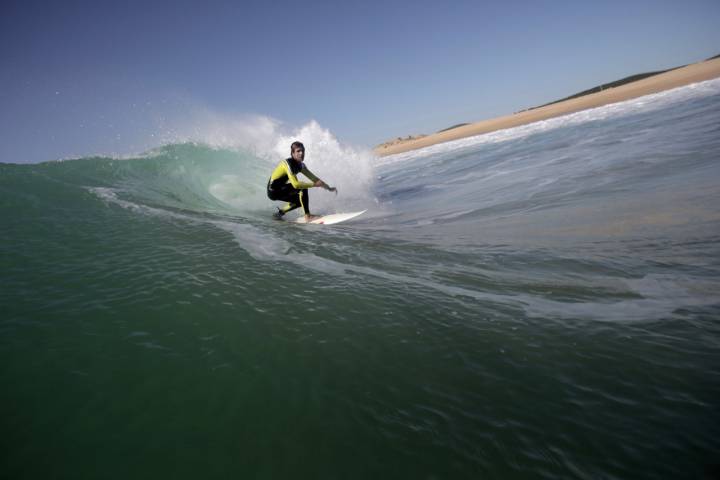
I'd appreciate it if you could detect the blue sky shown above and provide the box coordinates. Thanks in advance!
[1,0,719,163]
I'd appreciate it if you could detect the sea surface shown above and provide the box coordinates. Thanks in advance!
[2,79,720,479]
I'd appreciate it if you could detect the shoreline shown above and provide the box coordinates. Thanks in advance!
[374,57,720,157]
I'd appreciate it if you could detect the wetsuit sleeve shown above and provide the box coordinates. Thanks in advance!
[301,165,320,183]
[283,161,314,189]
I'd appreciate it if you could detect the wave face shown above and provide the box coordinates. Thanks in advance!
[3,80,720,479]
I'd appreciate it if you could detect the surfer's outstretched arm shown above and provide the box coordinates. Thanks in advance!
[303,165,337,193]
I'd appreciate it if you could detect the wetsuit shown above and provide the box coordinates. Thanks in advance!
[266,157,320,215]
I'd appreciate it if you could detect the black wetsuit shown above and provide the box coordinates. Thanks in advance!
[266,157,320,215]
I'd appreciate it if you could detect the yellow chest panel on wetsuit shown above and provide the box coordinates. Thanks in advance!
[269,159,319,190]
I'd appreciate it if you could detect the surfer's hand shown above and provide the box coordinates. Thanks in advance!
[314,180,325,188]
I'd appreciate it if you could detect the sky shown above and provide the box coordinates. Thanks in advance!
[1,0,719,163]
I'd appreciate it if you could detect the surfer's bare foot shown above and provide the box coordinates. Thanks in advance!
[304,214,320,221]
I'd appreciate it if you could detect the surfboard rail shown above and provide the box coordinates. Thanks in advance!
[293,209,367,225]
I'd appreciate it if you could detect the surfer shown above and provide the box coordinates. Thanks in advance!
[267,141,337,221]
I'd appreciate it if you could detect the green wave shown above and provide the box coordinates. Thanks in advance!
[0,143,269,215]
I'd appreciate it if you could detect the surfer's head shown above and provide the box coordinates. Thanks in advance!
[291,141,305,162]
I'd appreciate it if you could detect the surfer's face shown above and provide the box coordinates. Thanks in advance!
[292,148,305,162]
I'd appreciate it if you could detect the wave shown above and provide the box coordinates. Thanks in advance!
[3,77,718,241]
[2,77,719,327]
[1,120,378,220]
[370,77,720,245]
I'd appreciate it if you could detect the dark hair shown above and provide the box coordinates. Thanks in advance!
[290,141,305,152]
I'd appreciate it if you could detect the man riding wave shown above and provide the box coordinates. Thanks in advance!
[266,141,336,221]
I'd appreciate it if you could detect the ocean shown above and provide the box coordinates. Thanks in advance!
[2,79,720,479]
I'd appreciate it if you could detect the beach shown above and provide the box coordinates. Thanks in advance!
[374,57,720,156]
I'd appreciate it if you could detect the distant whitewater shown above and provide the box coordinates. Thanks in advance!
[2,79,719,479]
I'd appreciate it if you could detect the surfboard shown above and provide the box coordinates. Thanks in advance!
[293,209,367,225]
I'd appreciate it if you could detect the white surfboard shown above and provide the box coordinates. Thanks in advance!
[293,209,367,225]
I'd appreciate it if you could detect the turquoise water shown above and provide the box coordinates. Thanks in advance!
[2,80,720,479]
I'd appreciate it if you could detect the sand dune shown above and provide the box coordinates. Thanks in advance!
[374,57,720,156]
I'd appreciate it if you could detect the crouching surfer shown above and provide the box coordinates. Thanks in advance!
[267,141,337,221]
